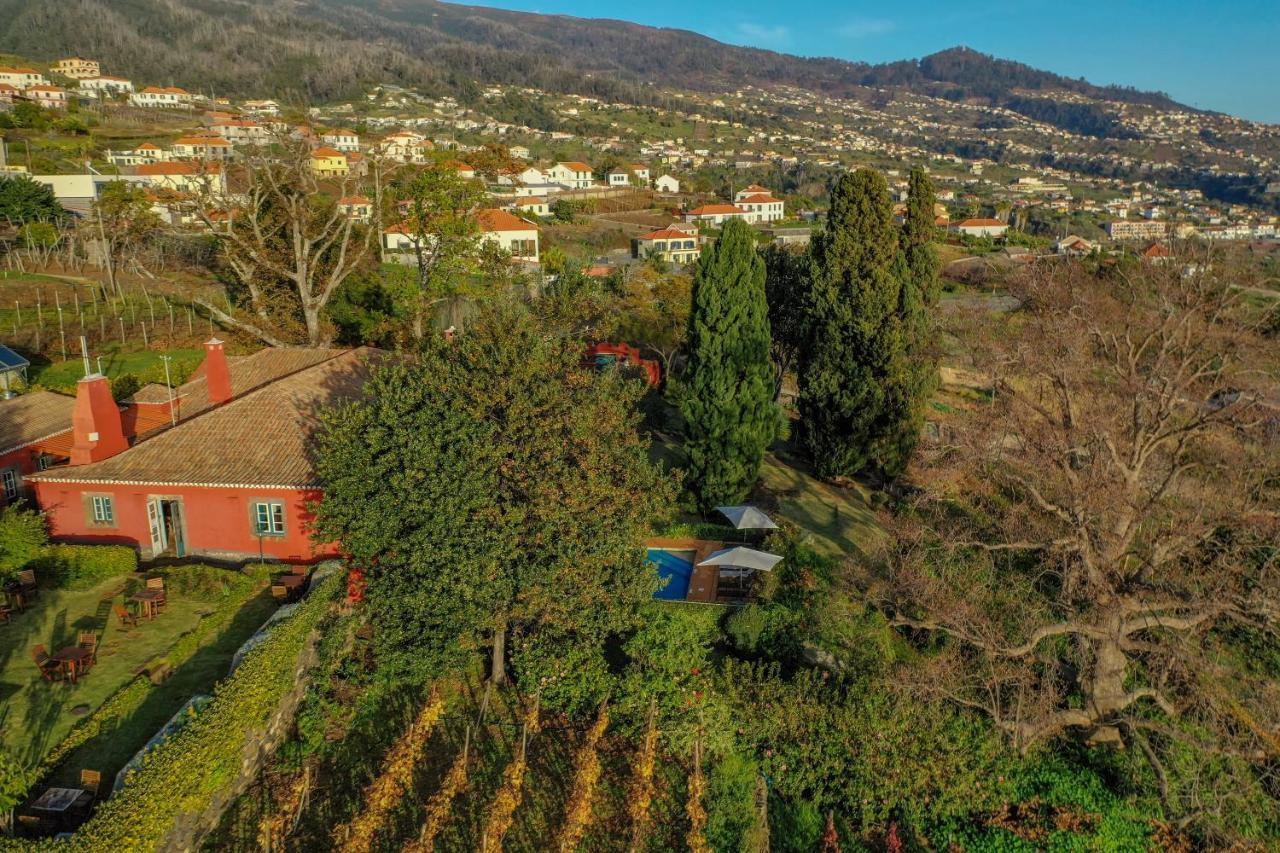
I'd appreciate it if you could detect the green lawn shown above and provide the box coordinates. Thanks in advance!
[757,452,885,559]
[650,433,884,560]
[0,571,273,786]
[27,345,206,392]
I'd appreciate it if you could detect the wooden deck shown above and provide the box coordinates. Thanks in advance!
[646,537,725,603]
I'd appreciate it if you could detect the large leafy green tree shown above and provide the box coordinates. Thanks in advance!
[396,159,489,340]
[874,167,942,476]
[797,169,902,479]
[679,218,780,509]
[0,175,65,226]
[315,300,674,685]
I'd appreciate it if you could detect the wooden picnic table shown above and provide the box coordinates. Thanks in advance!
[29,786,87,814]
[51,647,93,683]
[129,589,165,620]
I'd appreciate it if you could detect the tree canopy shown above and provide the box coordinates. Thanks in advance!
[885,259,1280,840]
[679,218,780,509]
[0,175,66,226]
[797,169,903,479]
[315,299,675,685]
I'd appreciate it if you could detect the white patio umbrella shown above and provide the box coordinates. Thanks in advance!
[696,546,784,572]
[714,505,779,530]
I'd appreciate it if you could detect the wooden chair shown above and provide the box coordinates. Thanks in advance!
[271,584,289,602]
[78,632,98,666]
[145,577,167,611]
[80,769,101,803]
[113,604,139,628]
[17,569,38,598]
[31,645,60,682]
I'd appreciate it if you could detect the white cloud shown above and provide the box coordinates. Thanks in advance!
[735,22,791,45]
[837,18,897,39]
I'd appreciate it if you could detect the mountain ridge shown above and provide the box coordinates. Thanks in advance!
[0,0,1192,120]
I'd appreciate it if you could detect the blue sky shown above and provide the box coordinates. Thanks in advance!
[463,0,1280,123]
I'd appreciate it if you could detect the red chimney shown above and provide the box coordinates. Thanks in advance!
[70,375,128,465]
[204,338,232,405]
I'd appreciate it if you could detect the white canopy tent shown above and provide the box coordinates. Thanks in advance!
[715,505,779,530]
[696,546,784,572]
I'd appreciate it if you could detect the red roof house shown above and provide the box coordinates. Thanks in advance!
[25,341,379,562]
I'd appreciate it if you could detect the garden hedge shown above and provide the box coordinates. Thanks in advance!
[28,545,138,590]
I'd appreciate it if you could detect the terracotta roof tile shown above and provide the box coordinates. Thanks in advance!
[473,208,536,232]
[30,349,379,487]
[0,391,75,455]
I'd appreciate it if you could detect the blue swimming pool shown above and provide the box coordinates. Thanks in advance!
[647,548,695,600]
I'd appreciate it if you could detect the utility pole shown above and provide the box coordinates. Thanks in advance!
[160,354,177,426]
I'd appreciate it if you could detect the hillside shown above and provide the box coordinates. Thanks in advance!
[0,0,1186,130]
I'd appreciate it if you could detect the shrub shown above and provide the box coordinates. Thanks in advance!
[155,563,256,602]
[0,505,47,582]
[55,571,340,851]
[705,752,761,851]
[29,544,137,590]
[725,605,767,653]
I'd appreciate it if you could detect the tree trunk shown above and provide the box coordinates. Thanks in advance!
[491,620,506,685]
[1083,634,1128,746]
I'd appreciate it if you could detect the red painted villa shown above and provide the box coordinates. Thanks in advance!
[20,341,377,562]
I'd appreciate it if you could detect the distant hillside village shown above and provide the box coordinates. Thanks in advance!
[1,52,1277,277]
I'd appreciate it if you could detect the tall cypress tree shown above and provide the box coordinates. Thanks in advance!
[798,169,902,479]
[680,218,780,509]
[872,166,942,476]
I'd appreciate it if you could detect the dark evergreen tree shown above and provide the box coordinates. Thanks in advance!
[760,243,808,401]
[680,218,780,509]
[872,166,942,476]
[797,169,902,479]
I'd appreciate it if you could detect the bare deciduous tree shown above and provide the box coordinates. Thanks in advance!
[192,137,384,347]
[880,255,1280,834]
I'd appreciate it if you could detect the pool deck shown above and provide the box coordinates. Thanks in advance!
[646,538,726,603]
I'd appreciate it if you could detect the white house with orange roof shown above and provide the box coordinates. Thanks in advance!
[734,185,785,223]
[241,100,280,116]
[24,85,68,110]
[52,58,100,80]
[338,196,373,223]
[383,208,539,264]
[376,131,433,164]
[136,161,225,194]
[108,142,170,167]
[0,67,47,89]
[321,128,360,152]
[509,196,550,217]
[79,75,134,96]
[547,161,595,190]
[681,203,749,226]
[172,135,233,161]
[130,87,193,109]
[446,160,477,181]
[0,84,19,105]
[210,119,270,145]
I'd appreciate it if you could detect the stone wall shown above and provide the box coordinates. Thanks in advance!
[158,626,321,852]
